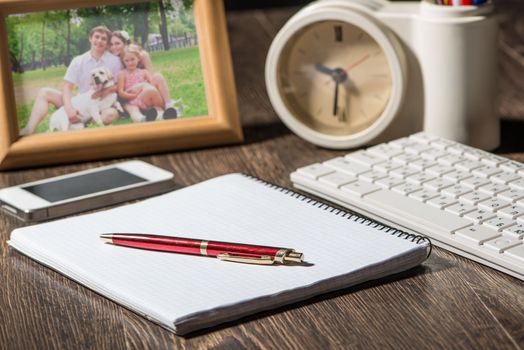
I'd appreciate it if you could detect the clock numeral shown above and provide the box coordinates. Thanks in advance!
[334,25,343,42]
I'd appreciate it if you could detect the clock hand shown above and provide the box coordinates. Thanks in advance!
[332,68,348,117]
[333,79,340,117]
[315,63,334,76]
[344,53,370,72]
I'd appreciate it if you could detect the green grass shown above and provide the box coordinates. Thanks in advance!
[13,46,208,134]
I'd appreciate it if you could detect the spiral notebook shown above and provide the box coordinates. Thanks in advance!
[8,173,431,335]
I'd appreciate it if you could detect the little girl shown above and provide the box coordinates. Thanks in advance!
[117,45,165,122]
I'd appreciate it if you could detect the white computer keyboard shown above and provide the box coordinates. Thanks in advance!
[291,132,524,280]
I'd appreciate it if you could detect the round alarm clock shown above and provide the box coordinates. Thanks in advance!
[265,0,499,150]
[265,1,407,149]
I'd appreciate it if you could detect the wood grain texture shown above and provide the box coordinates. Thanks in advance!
[1,2,523,349]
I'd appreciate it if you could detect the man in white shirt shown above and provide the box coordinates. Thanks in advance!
[20,26,123,135]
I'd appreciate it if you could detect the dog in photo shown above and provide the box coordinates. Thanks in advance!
[49,67,123,132]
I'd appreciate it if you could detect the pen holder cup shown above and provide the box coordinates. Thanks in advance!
[417,2,499,150]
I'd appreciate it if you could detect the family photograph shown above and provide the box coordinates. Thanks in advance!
[6,0,207,135]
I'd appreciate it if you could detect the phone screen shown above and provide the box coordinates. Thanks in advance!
[22,168,146,203]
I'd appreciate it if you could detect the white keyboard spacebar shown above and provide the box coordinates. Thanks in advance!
[363,190,472,236]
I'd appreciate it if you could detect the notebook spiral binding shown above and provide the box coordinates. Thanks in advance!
[243,174,432,257]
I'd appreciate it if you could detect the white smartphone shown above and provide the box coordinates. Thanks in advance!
[0,160,175,222]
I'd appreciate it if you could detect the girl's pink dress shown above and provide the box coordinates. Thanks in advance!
[122,69,148,109]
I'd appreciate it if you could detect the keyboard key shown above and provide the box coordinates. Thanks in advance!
[408,159,437,171]
[406,173,436,186]
[409,189,439,202]
[508,178,524,191]
[427,195,458,209]
[463,148,488,161]
[430,139,455,150]
[500,161,524,173]
[459,191,491,205]
[319,172,357,188]
[480,154,508,167]
[340,181,381,197]
[375,176,405,189]
[472,166,503,178]
[478,183,509,196]
[426,164,455,177]
[359,170,388,183]
[482,217,515,231]
[420,148,448,160]
[456,160,484,172]
[454,225,500,244]
[489,172,520,185]
[441,184,472,198]
[464,209,497,224]
[445,202,477,216]
[409,132,439,144]
[447,145,470,156]
[346,151,385,167]
[405,143,433,155]
[503,223,524,238]
[443,171,473,183]
[324,157,370,176]
[497,205,524,220]
[391,154,420,166]
[460,176,490,189]
[484,235,522,253]
[392,183,422,196]
[497,189,524,203]
[373,161,402,173]
[423,178,454,192]
[437,154,464,166]
[366,145,403,159]
[389,137,418,149]
[297,164,334,180]
[477,198,510,212]
[390,166,419,179]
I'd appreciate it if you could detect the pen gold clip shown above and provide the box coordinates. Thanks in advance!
[217,253,275,265]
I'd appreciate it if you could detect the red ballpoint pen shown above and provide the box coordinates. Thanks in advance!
[100,233,304,265]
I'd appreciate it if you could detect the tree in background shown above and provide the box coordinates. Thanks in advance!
[158,0,170,51]
[7,0,195,72]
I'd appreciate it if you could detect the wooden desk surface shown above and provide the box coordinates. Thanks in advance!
[1,3,524,349]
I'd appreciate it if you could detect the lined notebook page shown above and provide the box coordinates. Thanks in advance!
[9,174,429,334]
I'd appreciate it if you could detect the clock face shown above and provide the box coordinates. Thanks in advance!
[277,20,393,137]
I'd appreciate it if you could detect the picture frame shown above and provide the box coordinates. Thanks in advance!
[0,0,242,170]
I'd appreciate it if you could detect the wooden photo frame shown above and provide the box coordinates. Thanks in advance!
[0,0,242,170]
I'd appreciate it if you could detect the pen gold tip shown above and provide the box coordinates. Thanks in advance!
[284,251,304,263]
[99,233,113,244]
